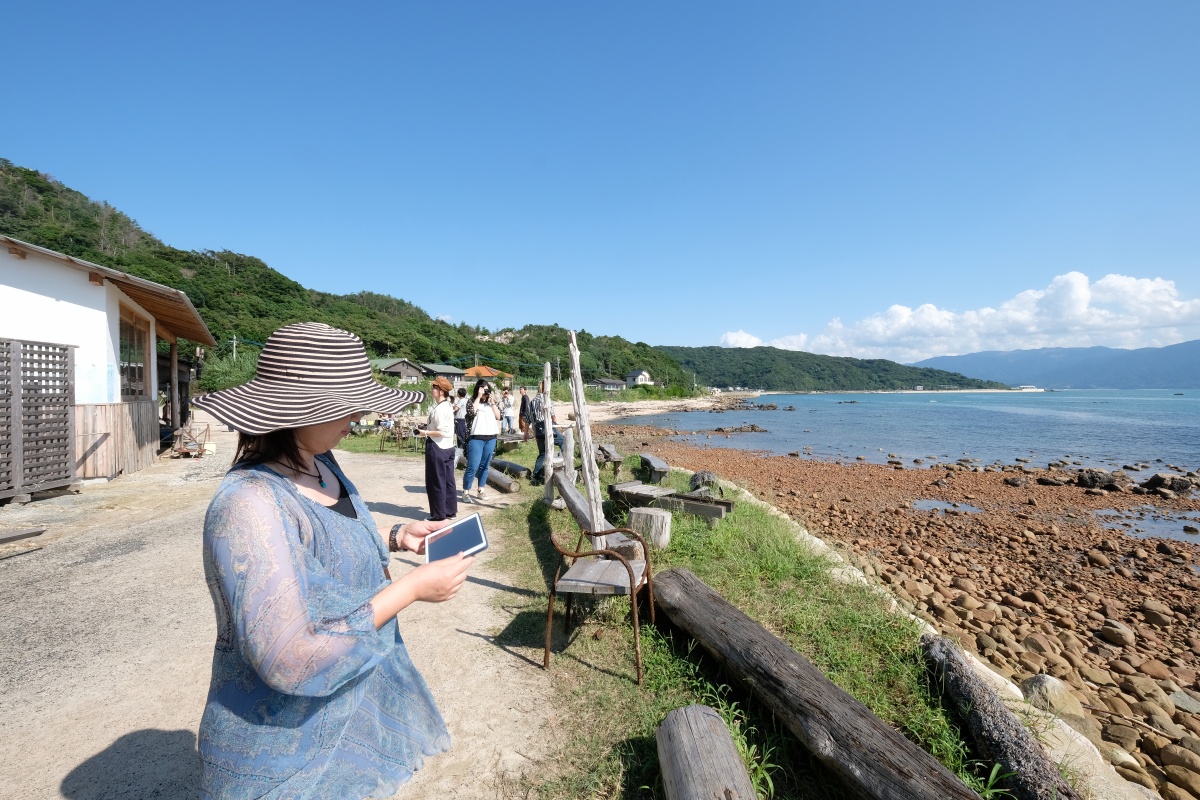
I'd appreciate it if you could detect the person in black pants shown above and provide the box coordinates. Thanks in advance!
[417,377,458,520]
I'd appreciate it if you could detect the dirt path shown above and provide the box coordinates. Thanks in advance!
[0,412,553,799]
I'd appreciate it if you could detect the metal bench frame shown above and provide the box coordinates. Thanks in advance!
[543,526,655,686]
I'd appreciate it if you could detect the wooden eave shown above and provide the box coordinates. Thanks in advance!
[1,235,217,346]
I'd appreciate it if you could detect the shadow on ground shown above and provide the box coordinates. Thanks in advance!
[62,728,200,799]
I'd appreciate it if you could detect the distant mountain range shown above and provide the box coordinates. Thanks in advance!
[655,345,1007,391]
[912,340,1200,389]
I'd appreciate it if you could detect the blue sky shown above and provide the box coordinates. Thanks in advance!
[5,2,1199,361]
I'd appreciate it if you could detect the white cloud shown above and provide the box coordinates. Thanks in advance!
[436,314,453,323]
[720,272,1200,362]
[718,329,763,348]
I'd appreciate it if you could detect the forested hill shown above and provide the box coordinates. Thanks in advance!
[0,158,687,388]
[657,345,1009,391]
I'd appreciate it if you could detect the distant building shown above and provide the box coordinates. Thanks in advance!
[587,378,626,392]
[626,369,654,389]
[370,358,425,383]
[420,363,467,391]
[463,364,513,389]
[1,235,214,489]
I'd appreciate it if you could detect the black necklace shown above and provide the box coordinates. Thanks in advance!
[293,462,327,488]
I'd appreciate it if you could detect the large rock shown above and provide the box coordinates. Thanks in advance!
[1143,473,1194,493]
[1100,619,1137,647]
[1103,723,1141,752]
[1022,674,1086,718]
[1166,765,1200,796]
[1077,468,1119,489]
[1162,744,1200,775]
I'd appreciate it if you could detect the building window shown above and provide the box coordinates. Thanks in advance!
[119,309,150,400]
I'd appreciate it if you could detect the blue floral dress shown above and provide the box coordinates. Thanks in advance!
[199,455,450,799]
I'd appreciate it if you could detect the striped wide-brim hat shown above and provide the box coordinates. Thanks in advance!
[193,322,425,435]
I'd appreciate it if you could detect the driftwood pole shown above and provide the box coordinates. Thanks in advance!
[654,568,983,800]
[560,425,577,484]
[567,330,606,535]
[541,362,556,507]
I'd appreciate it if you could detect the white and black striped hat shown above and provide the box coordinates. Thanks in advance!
[193,322,425,435]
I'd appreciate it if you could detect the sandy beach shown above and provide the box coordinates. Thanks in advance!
[592,399,1200,796]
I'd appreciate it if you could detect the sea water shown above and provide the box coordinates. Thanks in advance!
[623,389,1199,472]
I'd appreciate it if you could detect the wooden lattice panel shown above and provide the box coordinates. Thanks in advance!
[0,339,12,493]
[19,342,74,487]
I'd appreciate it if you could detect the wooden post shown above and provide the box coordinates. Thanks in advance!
[541,362,556,507]
[567,330,606,534]
[657,705,756,800]
[560,424,577,484]
[630,507,672,550]
[653,568,983,800]
[169,339,180,428]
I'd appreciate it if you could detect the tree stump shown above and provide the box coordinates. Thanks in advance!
[630,507,672,550]
[657,705,755,800]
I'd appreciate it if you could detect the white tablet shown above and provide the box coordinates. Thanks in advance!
[424,512,489,563]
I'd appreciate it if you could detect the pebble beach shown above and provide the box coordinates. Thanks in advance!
[592,396,1200,798]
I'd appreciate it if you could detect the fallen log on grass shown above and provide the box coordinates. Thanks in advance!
[657,704,755,800]
[456,453,521,493]
[653,568,981,800]
[490,458,530,479]
[922,634,1081,800]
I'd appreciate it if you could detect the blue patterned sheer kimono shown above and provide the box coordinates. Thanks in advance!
[199,455,450,799]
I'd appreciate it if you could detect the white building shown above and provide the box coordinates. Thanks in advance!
[1,235,214,490]
[626,369,654,389]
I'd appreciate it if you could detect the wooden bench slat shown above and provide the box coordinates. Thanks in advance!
[556,559,646,595]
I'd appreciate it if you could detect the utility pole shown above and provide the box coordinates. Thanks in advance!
[556,357,561,382]
[474,353,479,367]
[232,334,237,359]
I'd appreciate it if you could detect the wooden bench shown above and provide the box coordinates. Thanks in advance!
[609,480,732,521]
[595,444,624,480]
[544,527,655,686]
[636,453,669,484]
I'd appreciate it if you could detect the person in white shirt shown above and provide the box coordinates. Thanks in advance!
[500,389,516,435]
[462,381,502,502]
[415,377,457,520]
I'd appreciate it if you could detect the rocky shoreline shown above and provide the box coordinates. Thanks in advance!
[594,422,1200,798]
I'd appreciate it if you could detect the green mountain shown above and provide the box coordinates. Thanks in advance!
[657,345,1009,391]
[0,158,688,391]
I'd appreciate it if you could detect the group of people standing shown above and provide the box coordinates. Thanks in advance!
[418,380,563,519]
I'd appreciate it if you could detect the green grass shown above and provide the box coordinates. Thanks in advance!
[483,456,1007,799]
[334,429,424,458]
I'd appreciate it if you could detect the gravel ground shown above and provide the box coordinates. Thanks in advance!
[0,411,552,799]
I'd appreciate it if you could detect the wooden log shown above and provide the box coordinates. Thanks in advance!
[567,330,606,532]
[630,507,672,550]
[653,568,981,800]
[551,467,611,550]
[561,425,577,485]
[657,705,756,800]
[922,634,1081,800]
[0,526,47,545]
[490,458,530,478]
[455,452,520,493]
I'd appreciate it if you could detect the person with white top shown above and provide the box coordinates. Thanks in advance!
[500,389,516,435]
[416,377,458,520]
[462,380,502,502]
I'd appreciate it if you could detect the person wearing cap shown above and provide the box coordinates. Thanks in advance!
[192,322,472,800]
[416,376,458,521]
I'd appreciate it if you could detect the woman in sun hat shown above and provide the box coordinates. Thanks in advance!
[192,322,473,800]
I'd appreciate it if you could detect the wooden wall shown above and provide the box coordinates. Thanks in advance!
[75,401,158,480]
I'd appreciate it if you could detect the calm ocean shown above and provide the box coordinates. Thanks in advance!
[623,389,1200,472]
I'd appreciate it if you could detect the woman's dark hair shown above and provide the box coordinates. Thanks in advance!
[234,429,306,472]
[472,378,490,398]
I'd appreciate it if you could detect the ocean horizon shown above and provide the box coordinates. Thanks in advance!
[622,388,1199,473]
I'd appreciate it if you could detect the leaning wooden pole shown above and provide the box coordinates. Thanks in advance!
[653,568,982,800]
[567,330,606,535]
[541,361,556,507]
